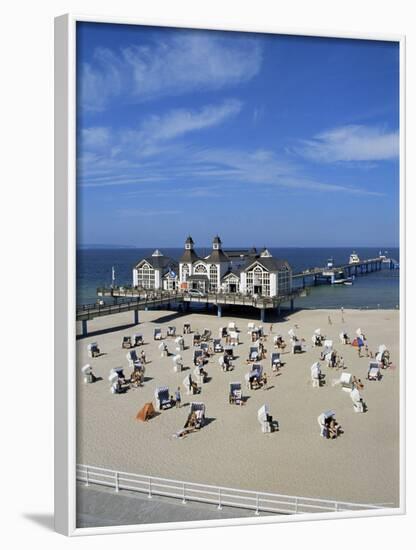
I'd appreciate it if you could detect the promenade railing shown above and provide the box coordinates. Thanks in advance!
[77,464,389,516]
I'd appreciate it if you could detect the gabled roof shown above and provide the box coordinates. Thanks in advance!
[180,249,201,263]
[244,257,291,272]
[135,255,178,271]
[205,249,230,263]
[221,270,240,281]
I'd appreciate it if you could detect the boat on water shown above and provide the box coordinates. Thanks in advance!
[349,252,360,265]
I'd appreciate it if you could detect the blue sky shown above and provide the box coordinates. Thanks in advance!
[76,23,400,247]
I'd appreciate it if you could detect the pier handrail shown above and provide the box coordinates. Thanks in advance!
[77,464,390,516]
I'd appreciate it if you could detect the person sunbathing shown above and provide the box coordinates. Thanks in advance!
[328,419,340,439]
[130,370,143,387]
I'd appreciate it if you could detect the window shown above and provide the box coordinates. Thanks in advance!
[136,262,155,289]
[209,265,218,291]
[246,264,271,296]
[182,264,189,282]
[195,264,208,274]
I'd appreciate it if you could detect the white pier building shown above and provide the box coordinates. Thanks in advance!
[133,236,292,298]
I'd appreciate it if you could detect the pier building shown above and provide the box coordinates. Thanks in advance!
[132,235,293,298]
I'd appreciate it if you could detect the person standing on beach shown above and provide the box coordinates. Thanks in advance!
[262,372,268,390]
[328,315,332,325]
[175,387,181,408]
[341,307,344,323]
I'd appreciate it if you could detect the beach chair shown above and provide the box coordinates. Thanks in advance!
[193,333,201,346]
[154,386,172,410]
[247,322,255,332]
[200,342,209,353]
[317,410,335,437]
[339,372,353,391]
[133,333,143,346]
[220,326,228,338]
[229,382,243,405]
[311,329,323,347]
[185,402,206,429]
[249,346,260,362]
[201,328,212,341]
[368,361,381,381]
[122,336,132,349]
[339,332,349,345]
[270,352,281,373]
[228,321,237,331]
[109,368,125,394]
[167,326,176,337]
[193,349,204,366]
[350,388,365,413]
[229,331,239,346]
[377,345,390,367]
[126,349,140,369]
[251,329,260,342]
[258,404,272,433]
[154,328,162,340]
[291,340,305,354]
[246,364,263,389]
[213,339,223,353]
[172,354,183,372]
[159,342,169,357]
[224,346,234,359]
[87,342,100,358]
[183,323,191,334]
[310,362,321,388]
[175,336,185,352]
[81,364,95,384]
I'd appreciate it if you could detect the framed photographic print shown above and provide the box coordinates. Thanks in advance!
[54,13,405,536]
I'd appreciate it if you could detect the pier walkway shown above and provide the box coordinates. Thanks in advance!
[77,289,303,336]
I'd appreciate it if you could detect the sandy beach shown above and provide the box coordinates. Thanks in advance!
[76,307,400,508]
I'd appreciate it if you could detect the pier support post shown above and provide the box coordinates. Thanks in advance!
[82,319,88,337]
[290,299,294,312]
[277,305,281,317]
[133,309,139,325]
[330,273,335,285]
[217,305,222,318]
[260,309,265,323]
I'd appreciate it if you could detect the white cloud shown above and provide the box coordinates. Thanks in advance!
[81,127,111,149]
[79,32,262,111]
[132,99,242,149]
[297,125,399,162]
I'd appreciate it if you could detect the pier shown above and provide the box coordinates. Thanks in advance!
[77,289,303,336]
[76,255,397,336]
[293,256,397,288]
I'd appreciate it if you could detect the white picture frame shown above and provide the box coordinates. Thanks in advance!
[54,13,406,536]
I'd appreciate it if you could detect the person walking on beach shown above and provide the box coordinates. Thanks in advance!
[140,350,146,364]
[262,372,268,390]
[328,315,332,325]
[175,387,181,408]
[341,307,344,323]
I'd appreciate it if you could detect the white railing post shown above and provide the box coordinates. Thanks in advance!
[255,493,259,515]
[85,466,89,487]
[115,471,119,492]
[218,488,222,510]
[182,483,186,504]
[295,497,299,514]
[148,477,152,499]
[335,502,339,512]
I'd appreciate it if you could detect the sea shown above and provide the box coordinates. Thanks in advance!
[76,247,400,310]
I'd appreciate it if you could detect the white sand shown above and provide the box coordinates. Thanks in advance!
[76,307,400,507]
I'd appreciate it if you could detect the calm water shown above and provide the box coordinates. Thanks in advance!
[76,247,400,309]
